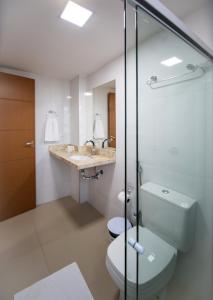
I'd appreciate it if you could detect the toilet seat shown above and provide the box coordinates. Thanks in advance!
[106,226,177,299]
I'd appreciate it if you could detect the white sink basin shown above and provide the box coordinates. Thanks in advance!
[69,155,91,161]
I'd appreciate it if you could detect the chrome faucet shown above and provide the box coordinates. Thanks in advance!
[84,140,96,154]
[102,136,115,148]
[84,140,95,147]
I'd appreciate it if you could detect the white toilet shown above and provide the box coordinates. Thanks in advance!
[106,182,197,300]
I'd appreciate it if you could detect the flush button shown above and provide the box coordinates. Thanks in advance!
[162,189,169,194]
[148,253,156,262]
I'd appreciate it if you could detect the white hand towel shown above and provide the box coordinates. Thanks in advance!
[94,118,105,139]
[44,116,60,142]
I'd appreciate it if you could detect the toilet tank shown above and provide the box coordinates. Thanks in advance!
[141,182,197,252]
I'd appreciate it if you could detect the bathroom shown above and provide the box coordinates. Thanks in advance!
[0,0,212,300]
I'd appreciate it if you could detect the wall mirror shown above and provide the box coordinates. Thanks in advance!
[92,80,116,148]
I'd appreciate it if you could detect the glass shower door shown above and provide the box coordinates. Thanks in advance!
[125,0,138,298]
[125,0,213,299]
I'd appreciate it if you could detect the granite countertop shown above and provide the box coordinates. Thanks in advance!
[49,144,116,170]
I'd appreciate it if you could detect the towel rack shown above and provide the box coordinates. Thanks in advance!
[46,110,58,117]
[146,64,205,89]
[48,110,56,114]
[95,113,102,118]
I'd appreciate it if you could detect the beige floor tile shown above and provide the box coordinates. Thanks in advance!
[0,248,49,300]
[54,197,105,228]
[0,197,117,299]
[0,210,35,255]
[0,231,40,269]
[32,199,76,245]
[89,267,119,300]
[35,197,105,246]
[42,229,118,299]
[42,214,110,282]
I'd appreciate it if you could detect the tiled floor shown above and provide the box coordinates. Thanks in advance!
[0,197,119,300]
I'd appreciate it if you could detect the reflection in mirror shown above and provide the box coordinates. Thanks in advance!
[92,80,116,148]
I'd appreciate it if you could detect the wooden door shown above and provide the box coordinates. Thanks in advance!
[108,92,116,148]
[0,72,36,221]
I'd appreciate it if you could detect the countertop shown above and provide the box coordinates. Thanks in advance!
[49,144,116,170]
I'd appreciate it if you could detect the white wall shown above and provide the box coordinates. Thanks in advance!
[183,0,213,50]
[69,76,91,146]
[35,76,73,205]
[79,77,90,146]
[86,56,125,219]
[70,76,80,145]
[0,67,73,205]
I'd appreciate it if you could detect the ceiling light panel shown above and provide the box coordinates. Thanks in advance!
[161,56,183,67]
[60,1,92,27]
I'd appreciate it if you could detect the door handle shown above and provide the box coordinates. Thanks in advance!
[25,141,34,148]
[137,161,143,187]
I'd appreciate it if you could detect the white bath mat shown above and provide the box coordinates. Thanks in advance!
[14,263,94,300]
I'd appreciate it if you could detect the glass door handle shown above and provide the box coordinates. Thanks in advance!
[137,161,143,187]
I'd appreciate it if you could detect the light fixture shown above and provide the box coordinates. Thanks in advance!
[60,1,93,27]
[84,92,93,96]
[161,56,183,67]
[66,95,72,99]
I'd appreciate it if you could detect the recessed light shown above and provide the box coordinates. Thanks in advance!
[60,1,92,27]
[84,92,93,96]
[66,95,72,99]
[161,56,183,67]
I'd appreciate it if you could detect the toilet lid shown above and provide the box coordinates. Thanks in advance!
[107,226,177,288]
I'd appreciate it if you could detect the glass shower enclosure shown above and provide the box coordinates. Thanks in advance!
[125,1,213,300]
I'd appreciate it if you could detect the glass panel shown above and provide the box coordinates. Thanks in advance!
[137,6,213,300]
[125,0,138,299]
[125,1,213,300]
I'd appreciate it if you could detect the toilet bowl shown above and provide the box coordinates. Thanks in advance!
[106,182,197,300]
[106,226,177,300]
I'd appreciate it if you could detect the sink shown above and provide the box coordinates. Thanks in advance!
[69,155,91,161]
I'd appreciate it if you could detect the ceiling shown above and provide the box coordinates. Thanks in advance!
[160,0,206,18]
[0,0,207,80]
[0,0,124,79]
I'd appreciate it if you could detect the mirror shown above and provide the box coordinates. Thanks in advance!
[92,80,116,148]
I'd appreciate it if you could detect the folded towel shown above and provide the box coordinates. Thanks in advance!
[94,117,105,139]
[44,116,60,142]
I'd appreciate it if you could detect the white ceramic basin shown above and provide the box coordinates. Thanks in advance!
[69,155,91,161]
